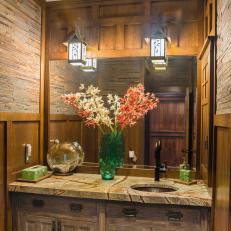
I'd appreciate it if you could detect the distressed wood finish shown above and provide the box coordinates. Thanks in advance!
[11,193,210,231]
[216,0,231,114]
[0,0,41,113]
[46,0,203,59]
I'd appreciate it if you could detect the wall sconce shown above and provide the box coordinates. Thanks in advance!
[68,33,87,66]
[150,37,167,66]
[80,58,97,72]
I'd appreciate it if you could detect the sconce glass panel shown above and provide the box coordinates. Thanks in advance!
[150,38,166,63]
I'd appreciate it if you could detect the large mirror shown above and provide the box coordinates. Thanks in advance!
[48,56,197,170]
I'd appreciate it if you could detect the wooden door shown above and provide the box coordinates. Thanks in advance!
[147,93,186,167]
[199,39,214,185]
[60,219,96,231]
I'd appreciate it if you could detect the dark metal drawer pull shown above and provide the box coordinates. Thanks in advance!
[32,199,44,208]
[70,203,82,212]
[166,211,183,222]
[122,208,138,217]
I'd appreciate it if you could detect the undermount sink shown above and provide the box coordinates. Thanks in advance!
[131,184,178,193]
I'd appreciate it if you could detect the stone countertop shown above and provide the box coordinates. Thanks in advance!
[8,173,212,207]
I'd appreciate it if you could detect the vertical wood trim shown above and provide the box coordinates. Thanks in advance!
[44,8,51,163]
[196,58,201,173]
[40,2,46,164]
[6,121,13,231]
[97,202,105,231]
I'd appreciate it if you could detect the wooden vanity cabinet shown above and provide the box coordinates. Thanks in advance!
[106,202,209,231]
[11,193,210,231]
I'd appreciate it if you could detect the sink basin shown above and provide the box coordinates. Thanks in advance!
[131,184,178,193]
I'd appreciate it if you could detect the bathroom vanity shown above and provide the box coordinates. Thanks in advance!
[9,174,211,231]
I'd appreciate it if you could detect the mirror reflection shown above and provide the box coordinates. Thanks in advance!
[49,56,197,170]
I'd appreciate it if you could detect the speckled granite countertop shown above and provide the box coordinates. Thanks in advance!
[9,173,212,207]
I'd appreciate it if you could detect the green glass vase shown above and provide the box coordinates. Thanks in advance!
[99,131,125,180]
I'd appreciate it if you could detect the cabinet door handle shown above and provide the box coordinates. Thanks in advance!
[52,221,57,231]
[166,211,183,222]
[122,208,138,217]
[32,199,44,208]
[70,203,82,212]
[57,221,61,231]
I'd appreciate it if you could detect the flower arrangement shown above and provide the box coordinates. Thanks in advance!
[61,83,159,133]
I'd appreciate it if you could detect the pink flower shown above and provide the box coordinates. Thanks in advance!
[116,84,158,129]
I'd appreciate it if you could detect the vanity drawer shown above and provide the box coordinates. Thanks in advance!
[18,194,97,220]
[106,202,202,231]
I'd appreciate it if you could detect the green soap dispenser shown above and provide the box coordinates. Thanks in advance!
[179,157,192,182]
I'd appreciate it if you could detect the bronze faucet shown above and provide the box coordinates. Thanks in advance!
[154,140,167,181]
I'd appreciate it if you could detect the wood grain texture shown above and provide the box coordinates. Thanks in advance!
[216,0,231,114]
[0,122,6,231]
[0,0,41,113]
[47,0,203,59]
[148,93,186,167]
[213,114,231,231]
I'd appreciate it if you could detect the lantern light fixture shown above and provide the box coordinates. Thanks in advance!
[68,33,87,66]
[80,58,97,72]
[150,37,167,65]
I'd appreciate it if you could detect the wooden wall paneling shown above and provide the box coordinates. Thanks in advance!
[213,114,231,231]
[99,25,117,50]
[82,126,98,163]
[124,24,143,49]
[0,122,6,231]
[47,0,204,59]
[124,120,145,165]
[9,122,40,182]
[99,2,144,18]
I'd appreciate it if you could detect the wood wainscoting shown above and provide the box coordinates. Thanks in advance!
[213,114,231,231]
[0,113,43,231]
[50,115,98,163]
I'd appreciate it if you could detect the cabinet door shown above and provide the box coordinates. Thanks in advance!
[20,213,55,231]
[59,219,96,231]
[107,224,151,231]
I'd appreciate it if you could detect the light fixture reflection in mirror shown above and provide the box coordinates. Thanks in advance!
[80,58,97,72]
